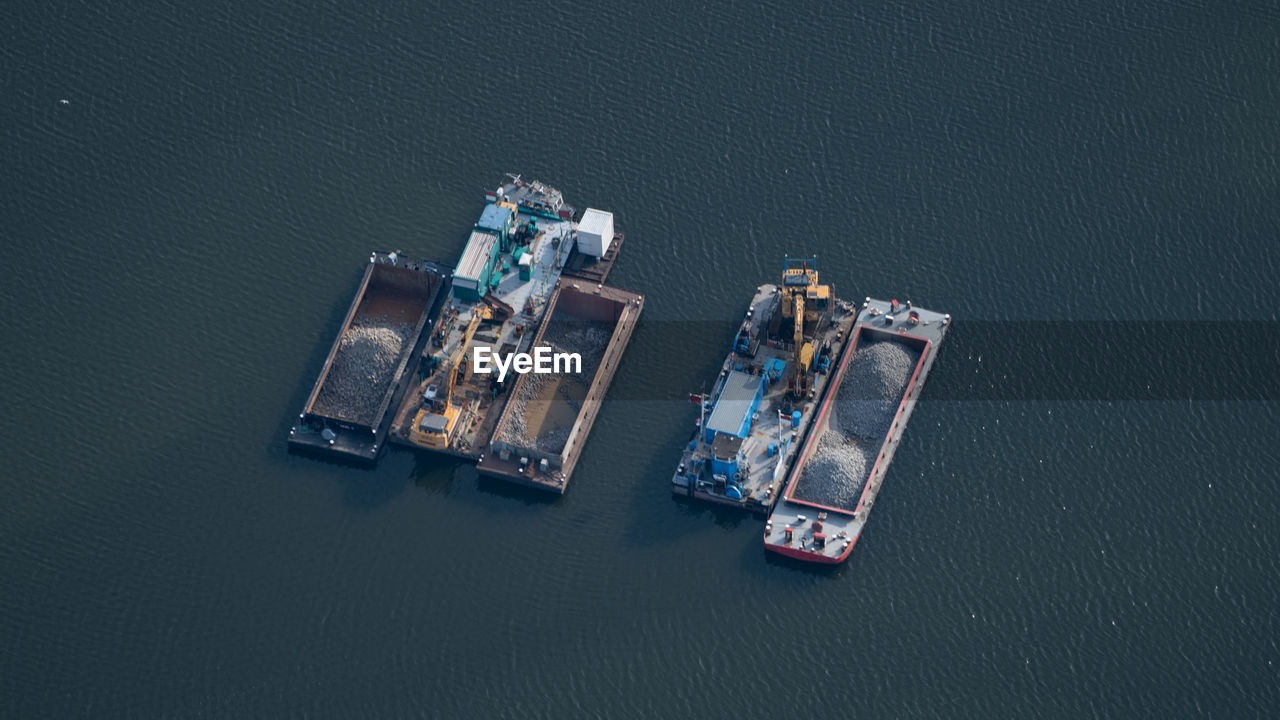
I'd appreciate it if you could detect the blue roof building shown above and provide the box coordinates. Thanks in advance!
[704,370,764,445]
[476,204,514,250]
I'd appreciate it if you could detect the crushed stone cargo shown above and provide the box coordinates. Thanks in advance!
[310,318,413,424]
[765,298,951,564]
[793,339,921,510]
[496,317,612,454]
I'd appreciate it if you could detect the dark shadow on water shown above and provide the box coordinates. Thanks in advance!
[670,493,753,531]
[327,454,407,510]
[610,395,781,545]
[274,400,408,512]
[474,472,562,507]
[407,449,467,496]
[285,443,378,468]
[619,446,735,546]
[402,445,562,508]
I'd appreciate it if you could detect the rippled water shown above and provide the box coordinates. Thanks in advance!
[3,1,1278,717]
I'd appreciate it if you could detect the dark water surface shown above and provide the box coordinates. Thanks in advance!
[3,1,1279,717]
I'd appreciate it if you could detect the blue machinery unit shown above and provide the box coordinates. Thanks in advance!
[702,370,766,484]
[762,357,787,384]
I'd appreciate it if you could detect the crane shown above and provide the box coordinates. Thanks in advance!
[779,257,831,398]
[410,306,491,449]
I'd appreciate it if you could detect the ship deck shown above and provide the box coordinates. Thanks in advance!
[764,298,949,563]
[562,232,625,284]
[388,214,578,457]
[671,284,859,514]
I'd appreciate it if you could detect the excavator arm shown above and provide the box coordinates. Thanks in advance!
[793,292,805,355]
[781,259,824,392]
[413,306,490,450]
[449,307,490,397]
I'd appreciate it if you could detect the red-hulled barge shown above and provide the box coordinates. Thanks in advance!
[763,298,950,564]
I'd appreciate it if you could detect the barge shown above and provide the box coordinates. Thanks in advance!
[476,279,644,493]
[763,298,950,564]
[670,258,858,514]
[289,252,448,462]
[387,175,643,492]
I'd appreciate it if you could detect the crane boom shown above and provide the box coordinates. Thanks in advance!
[793,292,805,355]
[780,258,829,397]
[444,307,489,407]
[411,305,491,450]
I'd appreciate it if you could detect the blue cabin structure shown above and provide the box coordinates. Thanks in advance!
[704,370,765,479]
[476,203,514,251]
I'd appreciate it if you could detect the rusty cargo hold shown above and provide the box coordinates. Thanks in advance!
[288,252,447,462]
[477,279,644,493]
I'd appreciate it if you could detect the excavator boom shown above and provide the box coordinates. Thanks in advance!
[411,305,491,450]
[780,258,829,395]
[793,293,805,355]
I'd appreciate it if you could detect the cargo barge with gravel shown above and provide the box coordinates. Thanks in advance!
[670,258,857,514]
[476,279,643,492]
[288,252,448,462]
[763,298,950,564]
[388,175,643,493]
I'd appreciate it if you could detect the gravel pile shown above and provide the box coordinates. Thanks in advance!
[540,316,612,379]
[793,339,920,510]
[311,317,412,424]
[497,318,612,454]
[834,339,921,440]
[795,433,869,509]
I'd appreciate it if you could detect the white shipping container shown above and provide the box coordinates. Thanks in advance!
[577,208,614,258]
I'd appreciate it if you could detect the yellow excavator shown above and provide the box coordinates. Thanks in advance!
[410,306,491,450]
[780,257,830,397]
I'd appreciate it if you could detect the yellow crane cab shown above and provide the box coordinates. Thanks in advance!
[411,400,460,450]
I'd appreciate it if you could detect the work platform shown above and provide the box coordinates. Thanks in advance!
[670,282,858,514]
[388,211,579,459]
[562,232,625,284]
[378,175,643,494]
